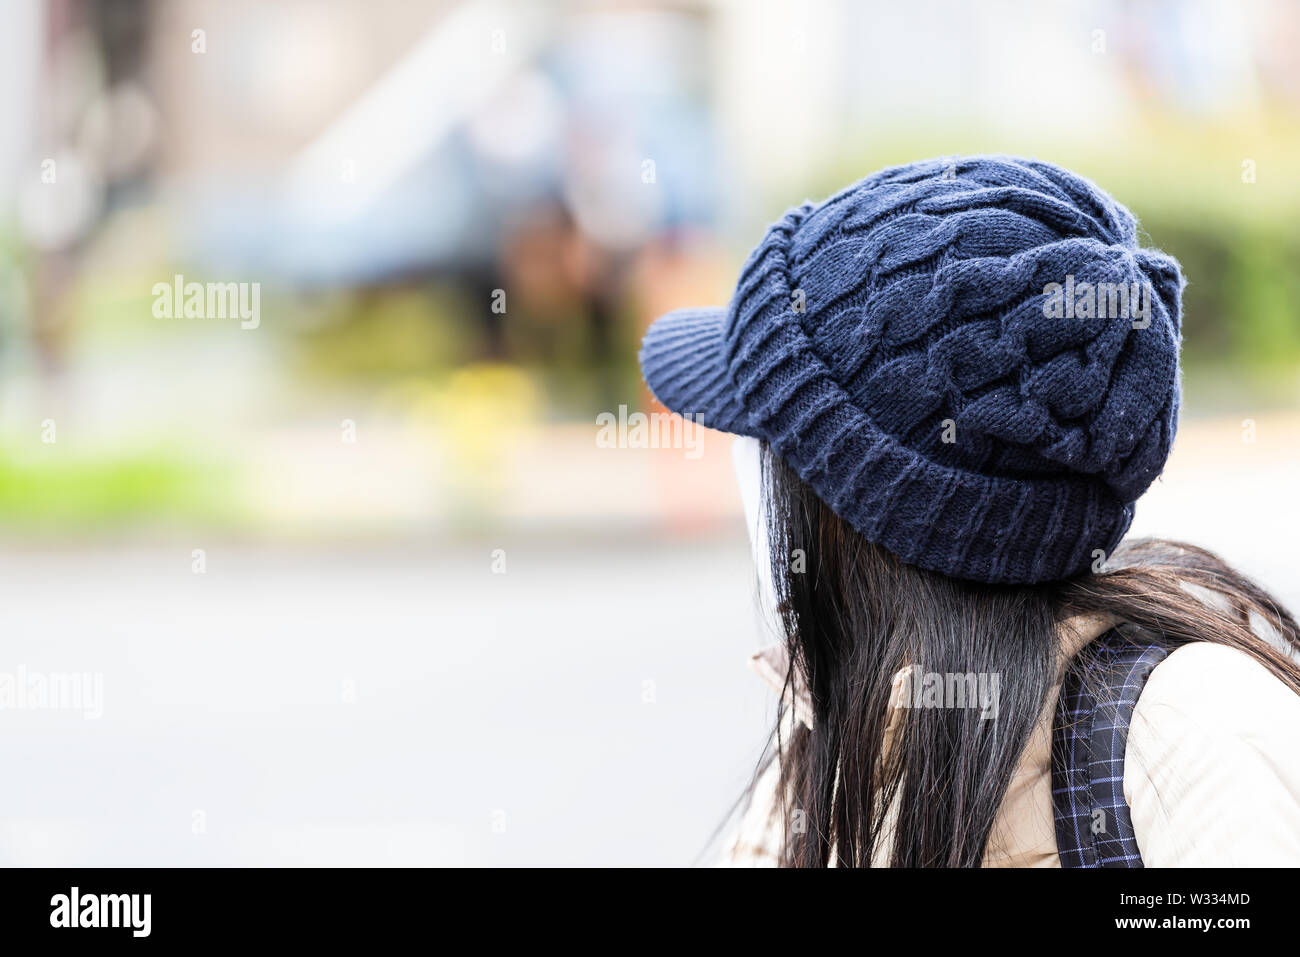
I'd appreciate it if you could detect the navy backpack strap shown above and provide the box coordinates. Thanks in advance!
[1050,626,1171,868]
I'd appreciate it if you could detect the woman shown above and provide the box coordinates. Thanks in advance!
[639,156,1300,867]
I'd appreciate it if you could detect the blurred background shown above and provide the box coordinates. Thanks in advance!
[0,0,1297,865]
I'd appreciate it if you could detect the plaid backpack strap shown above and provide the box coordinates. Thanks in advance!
[1050,627,1171,868]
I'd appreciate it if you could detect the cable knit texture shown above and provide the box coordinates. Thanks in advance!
[639,156,1185,583]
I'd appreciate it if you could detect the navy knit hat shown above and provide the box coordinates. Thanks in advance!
[639,155,1185,584]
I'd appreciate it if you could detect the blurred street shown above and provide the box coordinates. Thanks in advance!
[0,410,1296,866]
[0,535,771,866]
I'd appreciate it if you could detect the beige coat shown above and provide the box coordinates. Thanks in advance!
[725,612,1300,867]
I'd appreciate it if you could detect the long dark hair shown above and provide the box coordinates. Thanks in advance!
[751,441,1300,867]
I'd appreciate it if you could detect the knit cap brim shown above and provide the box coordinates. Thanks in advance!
[639,306,754,436]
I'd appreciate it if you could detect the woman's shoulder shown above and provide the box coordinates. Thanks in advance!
[1126,641,1300,865]
[1137,640,1300,729]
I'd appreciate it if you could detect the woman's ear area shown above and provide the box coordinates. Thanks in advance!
[732,435,781,629]
[731,435,763,546]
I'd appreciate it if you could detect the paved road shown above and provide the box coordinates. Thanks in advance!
[0,537,772,866]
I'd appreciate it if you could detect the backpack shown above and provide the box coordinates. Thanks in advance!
[1050,626,1170,868]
